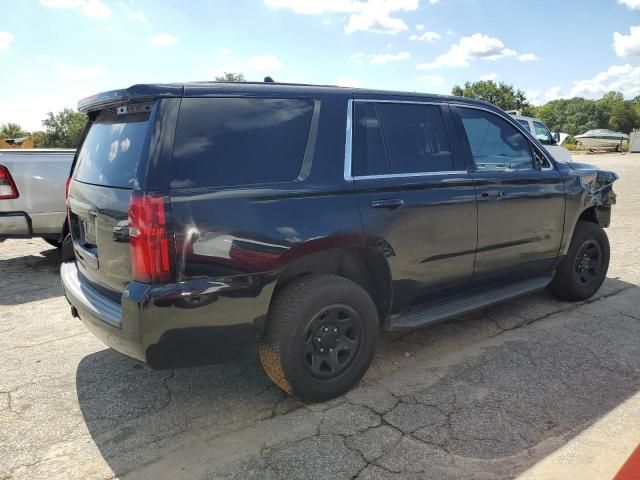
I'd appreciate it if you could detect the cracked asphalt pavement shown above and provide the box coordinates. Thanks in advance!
[1,153,639,479]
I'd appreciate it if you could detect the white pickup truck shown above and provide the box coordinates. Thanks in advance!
[0,149,75,247]
[506,111,573,163]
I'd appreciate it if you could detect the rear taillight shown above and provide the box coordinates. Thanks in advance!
[128,192,175,284]
[0,165,18,199]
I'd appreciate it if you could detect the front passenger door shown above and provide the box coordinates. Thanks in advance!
[452,106,565,284]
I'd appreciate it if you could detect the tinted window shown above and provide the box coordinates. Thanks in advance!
[73,113,149,188]
[457,108,533,172]
[352,102,388,176]
[172,98,314,189]
[377,103,453,174]
[516,119,531,132]
[533,121,555,145]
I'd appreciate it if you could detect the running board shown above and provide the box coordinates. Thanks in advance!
[387,276,552,332]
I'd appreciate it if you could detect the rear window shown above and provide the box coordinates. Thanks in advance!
[73,112,149,188]
[171,98,314,189]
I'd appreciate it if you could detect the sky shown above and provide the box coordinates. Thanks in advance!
[1,0,640,131]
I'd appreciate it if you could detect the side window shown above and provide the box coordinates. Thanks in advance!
[516,119,531,132]
[376,103,454,174]
[533,121,555,145]
[352,102,388,177]
[456,108,533,172]
[171,98,314,189]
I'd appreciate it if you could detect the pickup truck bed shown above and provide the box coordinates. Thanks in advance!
[0,149,75,245]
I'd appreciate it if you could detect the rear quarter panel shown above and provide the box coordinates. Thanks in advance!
[169,94,363,282]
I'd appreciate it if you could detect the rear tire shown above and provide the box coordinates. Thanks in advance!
[548,221,609,301]
[259,274,379,402]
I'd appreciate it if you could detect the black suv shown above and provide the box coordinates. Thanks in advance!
[62,82,617,401]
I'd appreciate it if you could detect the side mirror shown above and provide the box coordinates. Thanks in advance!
[553,132,560,144]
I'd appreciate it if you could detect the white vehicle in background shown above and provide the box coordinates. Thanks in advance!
[507,111,573,163]
[0,149,75,247]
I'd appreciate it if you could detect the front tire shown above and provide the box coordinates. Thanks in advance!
[548,221,610,301]
[259,274,379,402]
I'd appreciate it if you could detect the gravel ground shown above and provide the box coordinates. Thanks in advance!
[0,153,638,480]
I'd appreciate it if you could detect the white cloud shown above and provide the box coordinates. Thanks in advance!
[150,33,180,47]
[525,89,542,105]
[209,54,284,79]
[517,53,538,62]
[58,63,107,80]
[429,0,440,3]
[417,33,518,70]
[613,26,640,56]
[40,0,111,18]
[419,74,445,87]
[545,86,564,101]
[618,0,640,8]
[416,24,425,30]
[479,72,498,81]
[119,2,148,22]
[569,64,640,98]
[409,31,441,41]
[334,76,362,87]
[215,48,231,57]
[352,51,410,63]
[264,0,418,34]
[0,32,14,51]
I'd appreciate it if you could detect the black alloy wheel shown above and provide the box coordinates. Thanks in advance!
[573,240,603,287]
[302,305,363,380]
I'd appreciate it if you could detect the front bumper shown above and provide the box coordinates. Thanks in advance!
[60,261,276,362]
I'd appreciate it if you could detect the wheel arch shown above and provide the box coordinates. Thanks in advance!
[270,246,393,323]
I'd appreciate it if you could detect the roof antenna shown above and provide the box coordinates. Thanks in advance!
[264,76,274,83]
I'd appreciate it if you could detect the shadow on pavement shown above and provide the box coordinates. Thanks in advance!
[0,245,63,305]
[76,277,640,478]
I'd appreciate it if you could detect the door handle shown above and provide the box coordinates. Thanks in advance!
[481,190,504,200]
[370,198,405,209]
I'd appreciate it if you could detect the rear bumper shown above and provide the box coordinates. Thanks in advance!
[0,211,66,239]
[60,261,276,363]
[0,212,31,237]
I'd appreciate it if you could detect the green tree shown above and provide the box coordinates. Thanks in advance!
[451,80,534,116]
[30,131,48,148]
[37,109,87,148]
[608,101,639,134]
[214,72,246,82]
[0,122,28,140]
[536,98,608,136]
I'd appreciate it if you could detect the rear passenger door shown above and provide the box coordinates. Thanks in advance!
[451,106,565,284]
[349,99,477,311]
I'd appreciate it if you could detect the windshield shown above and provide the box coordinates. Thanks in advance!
[73,112,150,188]
[533,121,555,146]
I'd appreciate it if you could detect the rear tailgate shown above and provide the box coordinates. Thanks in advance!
[68,108,151,299]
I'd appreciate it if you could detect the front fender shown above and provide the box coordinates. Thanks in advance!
[560,168,618,256]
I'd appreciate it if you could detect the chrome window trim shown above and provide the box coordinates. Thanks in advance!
[344,98,354,181]
[450,103,555,172]
[353,98,444,106]
[353,170,469,181]
[344,97,460,181]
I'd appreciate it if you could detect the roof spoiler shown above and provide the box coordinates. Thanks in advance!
[77,83,183,113]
